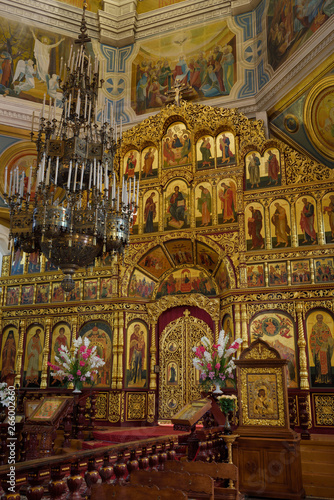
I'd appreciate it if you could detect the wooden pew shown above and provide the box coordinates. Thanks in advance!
[130,469,214,500]
[91,482,188,500]
[165,460,241,500]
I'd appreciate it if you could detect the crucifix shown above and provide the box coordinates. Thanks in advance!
[165,79,188,106]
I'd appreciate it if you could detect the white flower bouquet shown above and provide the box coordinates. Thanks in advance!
[0,382,11,408]
[192,329,242,391]
[47,336,105,390]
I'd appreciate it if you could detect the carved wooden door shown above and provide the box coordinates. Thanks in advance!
[158,309,214,421]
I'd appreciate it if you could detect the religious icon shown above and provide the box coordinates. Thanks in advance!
[165,239,193,266]
[291,260,311,284]
[247,264,265,287]
[167,361,178,385]
[36,283,50,304]
[222,315,233,345]
[138,246,171,280]
[124,150,139,180]
[24,327,44,387]
[196,241,219,273]
[248,374,279,420]
[164,180,189,230]
[143,190,158,233]
[216,132,235,165]
[27,250,41,273]
[21,285,34,305]
[6,287,19,306]
[100,278,112,299]
[218,179,236,224]
[168,341,178,352]
[0,327,19,385]
[52,283,64,302]
[247,152,261,189]
[268,262,288,286]
[128,269,156,299]
[11,248,24,275]
[49,324,71,386]
[322,193,334,243]
[270,200,291,248]
[246,203,265,250]
[84,279,98,300]
[314,258,334,283]
[306,310,334,388]
[126,322,148,388]
[215,261,230,292]
[67,281,81,301]
[80,321,112,388]
[141,146,158,178]
[162,123,192,168]
[195,183,212,227]
[196,136,214,169]
[265,149,280,186]
[297,196,317,245]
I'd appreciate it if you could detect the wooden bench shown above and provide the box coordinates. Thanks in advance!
[130,469,214,500]
[91,482,188,500]
[165,460,241,499]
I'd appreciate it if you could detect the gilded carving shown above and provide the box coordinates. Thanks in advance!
[96,393,108,420]
[147,392,155,424]
[243,344,278,360]
[146,294,220,324]
[313,394,334,427]
[108,392,121,423]
[126,392,147,420]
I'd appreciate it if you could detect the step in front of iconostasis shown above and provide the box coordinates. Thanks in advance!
[301,435,334,499]
[92,426,188,444]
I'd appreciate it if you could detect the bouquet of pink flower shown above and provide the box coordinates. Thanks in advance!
[192,329,242,391]
[47,336,105,390]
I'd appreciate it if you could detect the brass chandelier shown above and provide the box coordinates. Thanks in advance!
[4,2,138,292]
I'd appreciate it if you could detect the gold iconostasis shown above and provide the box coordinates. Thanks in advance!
[0,102,333,428]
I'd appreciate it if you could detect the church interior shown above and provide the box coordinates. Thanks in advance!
[0,0,333,498]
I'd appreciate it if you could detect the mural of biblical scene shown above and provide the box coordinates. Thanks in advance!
[100,278,113,299]
[0,16,74,103]
[216,132,235,166]
[138,246,172,279]
[124,150,140,180]
[196,136,215,170]
[267,0,333,71]
[6,287,19,306]
[11,248,24,275]
[270,200,291,248]
[49,323,71,387]
[246,149,281,190]
[141,146,158,179]
[67,281,81,301]
[21,285,34,305]
[215,260,230,292]
[218,179,237,224]
[129,269,156,299]
[247,264,265,287]
[52,283,65,302]
[296,196,318,246]
[195,182,212,227]
[291,260,311,284]
[36,283,50,304]
[268,262,288,286]
[322,193,334,243]
[0,327,19,385]
[155,267,216,299]
[245,203,265,251]
[162,123,192,168]
[165,239,193,266]
[164,179,190,230]
[222,314,234,344]
[306,309,334,388]
[80,321,112,387]
[196,241,219,274]
[314,257,334,283]
[167,361,178,385]
[132,20,236,115]
[250,312,298,388]
[143,190,159,233]
[126,321,148,389]
[27,250,41,273]
[23,325,44,387]
[84,279,98,300]
[45,258,59,271]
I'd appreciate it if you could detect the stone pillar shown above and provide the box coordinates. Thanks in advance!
[295,301,309,390]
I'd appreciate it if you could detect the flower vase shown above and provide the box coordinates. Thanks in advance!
[73,382,82,394]
[224,412,232,435]
[213,383,223,395]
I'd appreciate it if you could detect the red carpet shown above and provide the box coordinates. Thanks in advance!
[82,440,112,449]
[93,426,189,443]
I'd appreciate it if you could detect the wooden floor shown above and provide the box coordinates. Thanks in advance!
[300,434,334,499]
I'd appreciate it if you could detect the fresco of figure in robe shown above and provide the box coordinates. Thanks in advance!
[322,193,334,243]
[163,122,192,168]
[143,190,159,233]
[296,196,317,246]
[269,199,291,248]
[195,183,212,227]
[218,179,237,224]
[164,179,190,230]
[23,326,44,387]
[196,136,214,170]
[245,203,265,250]
[245,149,281,189]
[126,321,148,388]
[306,310,334,388]
[0,327,19,385]
[216,132,235,166]
[141,146,158,179]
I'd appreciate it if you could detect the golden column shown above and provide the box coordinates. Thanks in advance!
[212,179,218,226]
[315,193,325,245]
[14,320,25,387]
[111,311,119,389]
[241,303,248,348]
[149,322,157,390]
[138,188,144,235]
[295,301,309,390]
[264,200,272,249]
[290,197,298,247]
[41,318,51,389]
[117,311,124,390]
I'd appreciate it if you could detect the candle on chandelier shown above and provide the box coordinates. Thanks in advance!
[9,170,13,197]
[55,157,59,186]
[80,162,85,191]
[27,166,33,195]
[31,111,34,134]
[42,94,46,118]
[68,45,73,67]
[67,160,73,190]
[4,166,7,195]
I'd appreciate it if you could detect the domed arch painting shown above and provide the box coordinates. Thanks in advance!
[155,267,217,299]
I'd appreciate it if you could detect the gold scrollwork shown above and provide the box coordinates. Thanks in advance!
[108,392,121,423]
[126,392,147,421]
[313,394,334,427]
[146,294,220,325]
